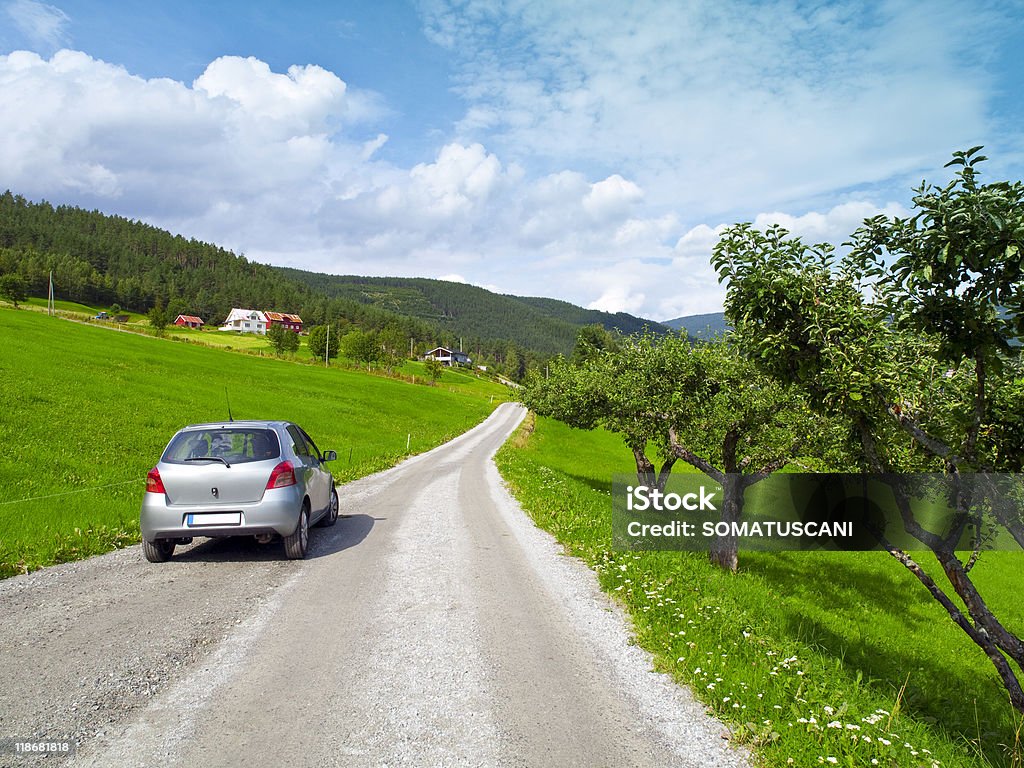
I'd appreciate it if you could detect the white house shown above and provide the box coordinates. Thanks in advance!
[220,308,268,334]
[424,346,471,366]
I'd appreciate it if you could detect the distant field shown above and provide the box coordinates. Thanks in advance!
[496,415,1024,768]
[166,326,278,349]
[0,307,503,577]
[21,297,147,323]
[167,327,506,399]
[11,297,507,399]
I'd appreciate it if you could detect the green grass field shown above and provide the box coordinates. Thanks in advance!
[17,298,506,397]
[496,415,1024,768]
[21,296,147,324]
[166,327,507,399]
[11,296,508,398]
[0,306,502,577]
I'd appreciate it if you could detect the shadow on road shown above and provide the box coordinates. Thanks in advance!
[172,513,378,563]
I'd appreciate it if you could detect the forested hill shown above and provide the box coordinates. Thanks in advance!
[0,192,666,359]
[662,312,729,338]
[0,191,308,320]
[277,270,670,355]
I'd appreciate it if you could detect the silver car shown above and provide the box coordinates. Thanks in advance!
[140,420,339,562]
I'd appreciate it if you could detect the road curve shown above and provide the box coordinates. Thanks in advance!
[0,403,748,768]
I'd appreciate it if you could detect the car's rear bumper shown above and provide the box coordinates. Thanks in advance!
[140,487,303,541]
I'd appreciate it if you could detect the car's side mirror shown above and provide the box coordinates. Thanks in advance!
[322,450,337,462]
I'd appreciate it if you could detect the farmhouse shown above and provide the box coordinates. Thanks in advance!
[264,311,304,333]
[173,314,204,329]
[424,346,472,366]
[220,308,267,335]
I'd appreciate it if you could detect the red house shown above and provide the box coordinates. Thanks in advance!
[264,312,303,333]
[173,315,204,329]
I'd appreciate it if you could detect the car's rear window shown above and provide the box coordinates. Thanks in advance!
[161,428,281,465]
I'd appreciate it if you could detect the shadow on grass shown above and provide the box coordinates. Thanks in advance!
[172,513,377,563]
[564,472,614,495]
[744,551,1015,759]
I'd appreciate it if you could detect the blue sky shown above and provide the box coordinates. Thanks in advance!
[2,0,1023,319]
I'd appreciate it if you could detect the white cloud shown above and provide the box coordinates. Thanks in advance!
[751,201,909,244]
[587,283,646,315]
[0,50,382,237]
[4,0,69,52]
[361,133,389,160]
[421,0,1004,219]
[405,142,503,214]
[194,56,349,134]
[0,17,1011,331]
[583,174,643,219]
[673,223,727,259]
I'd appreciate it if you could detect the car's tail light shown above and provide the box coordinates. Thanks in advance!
[146,467,166,494]
[266,460,296,489]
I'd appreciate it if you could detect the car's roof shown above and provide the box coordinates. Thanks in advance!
[178,420,295,431]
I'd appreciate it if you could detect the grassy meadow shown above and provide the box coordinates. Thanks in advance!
[166,325,503,397]
[0,306,503,577]
[15,297,505,398]
[496,415,1024,768]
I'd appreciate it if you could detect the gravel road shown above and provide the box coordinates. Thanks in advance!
[0,403,748,768]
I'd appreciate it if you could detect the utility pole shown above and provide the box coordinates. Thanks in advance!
[47,271,55,316]
[325,323,330,368]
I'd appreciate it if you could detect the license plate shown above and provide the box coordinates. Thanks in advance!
[186,512,242,527]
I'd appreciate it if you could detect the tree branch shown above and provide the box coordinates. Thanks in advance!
[886,544,1024,711]
[666,425,725,483]
[891,408,957,462]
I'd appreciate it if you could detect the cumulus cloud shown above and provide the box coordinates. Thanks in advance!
[583,174,643,219]
[403,142,504,216]
[674,223,728,259]
[194,56,349,134]
[751,201,910,243]
[0,50,382,241]
[587,283,646,315]
[4,0,69,52]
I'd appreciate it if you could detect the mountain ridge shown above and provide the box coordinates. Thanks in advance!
[661,311,729,338]
[276,268,671,356]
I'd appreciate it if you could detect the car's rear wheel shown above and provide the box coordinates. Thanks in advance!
[143,538,175,563]
[284,502,310,559]
[318,487,339,528]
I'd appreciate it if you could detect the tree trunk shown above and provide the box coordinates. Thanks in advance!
[875,449,1024,713]
[886,546,1024,713]
[709,474,742,573]
[655,456,677,492]
[632,448,656,488]
[933,548,1024,672]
